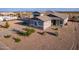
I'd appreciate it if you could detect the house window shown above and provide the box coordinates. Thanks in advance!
[34,22,37,26]
[60,20,63,24]
[31,20,37,26]
[52,20,61,26]
[37,21,43,26]
[56,20,60,26]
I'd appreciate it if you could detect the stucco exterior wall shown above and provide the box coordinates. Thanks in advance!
[63,17,69,25]
[43,20,51,30]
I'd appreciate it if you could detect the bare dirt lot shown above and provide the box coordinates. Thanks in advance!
[0,20,79,50]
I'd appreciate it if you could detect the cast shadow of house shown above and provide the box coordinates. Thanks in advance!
[68,20,79,23]
[37,31,58,37]
[12,29,23,35]
[15,21,27,26]
[15,18,30,26]
[46,32,58,37]
[15,18,43,30]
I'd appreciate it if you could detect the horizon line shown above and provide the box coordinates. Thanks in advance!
[0,8,79,12]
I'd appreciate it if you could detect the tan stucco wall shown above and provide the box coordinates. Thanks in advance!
[43,20,51,30]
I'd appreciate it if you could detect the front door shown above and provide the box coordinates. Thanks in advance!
[52,20,56,25]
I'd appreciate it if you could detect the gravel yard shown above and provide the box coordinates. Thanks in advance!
[0,20,79,50]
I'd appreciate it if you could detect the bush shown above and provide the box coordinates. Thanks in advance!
[54,32,58,36]
[4,21,10,28]
[4,35,11,38]
[27,28,35,33]
[54,28,58,30]
[20,28,35,36]
[18,31,27,36]
[23,28,28,31]
[17,28,35,36]
[23,28,35,32]
[26,28,35,36]
[13,37,21,43]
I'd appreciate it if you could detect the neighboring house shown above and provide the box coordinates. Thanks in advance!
[0,12,18,21]
[0,16,18,21]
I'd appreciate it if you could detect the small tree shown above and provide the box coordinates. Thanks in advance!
[4,21,10,28]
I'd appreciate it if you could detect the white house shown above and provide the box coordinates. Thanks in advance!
[0,16,18,21]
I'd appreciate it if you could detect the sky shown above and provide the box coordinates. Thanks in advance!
[0,8,79,12]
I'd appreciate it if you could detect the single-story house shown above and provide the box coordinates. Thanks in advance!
[24,12,69,30]
[25,16,51,30]
[47,12,69,27]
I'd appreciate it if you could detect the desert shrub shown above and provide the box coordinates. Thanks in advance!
[23,28,35,32]
[23,28,28,31]
[54,28,58,30]
[52,27,58,30]
[27,28,35,33]
[13,37,21,43]
[54,32,58,36]
[4,35,11,38]
[22,28,35,36]
[4,21,10,28]
[18,31,27,36]
[17,28,35,36]
[26,28,35,36]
